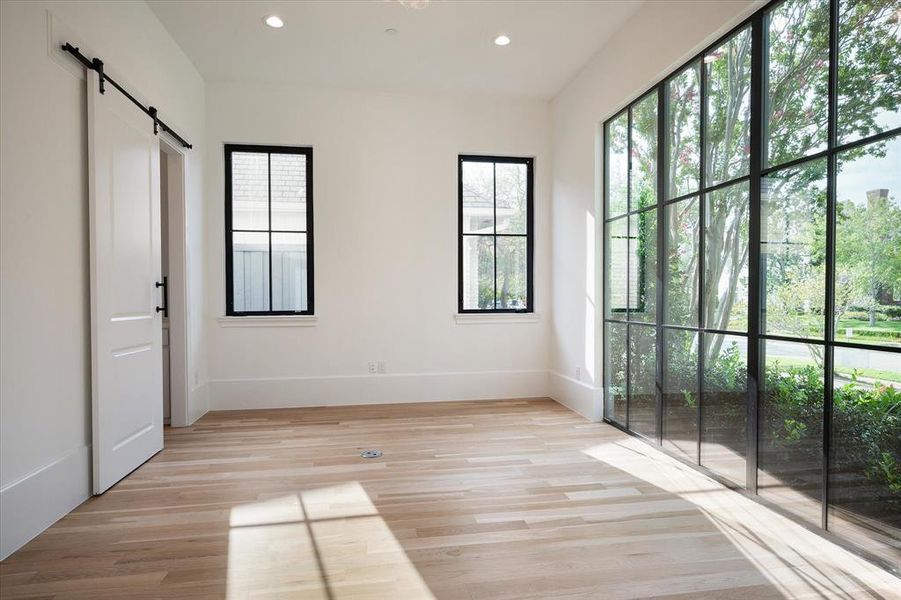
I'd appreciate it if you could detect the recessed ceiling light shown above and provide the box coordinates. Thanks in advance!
[385,27,398,36]
[494,35,511,46]
[264,15,284,29]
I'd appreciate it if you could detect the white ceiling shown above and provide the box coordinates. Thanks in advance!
[147,0,643,99]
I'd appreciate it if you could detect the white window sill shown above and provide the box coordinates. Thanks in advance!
[217,316,317,328]
[454,313,539,325]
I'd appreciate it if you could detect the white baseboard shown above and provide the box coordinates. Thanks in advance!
[548,371,602,421]
[188,381,209,425]
[208,369,549,410]
[0,444,91,560]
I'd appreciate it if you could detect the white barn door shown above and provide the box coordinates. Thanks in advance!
[87,70,164,494]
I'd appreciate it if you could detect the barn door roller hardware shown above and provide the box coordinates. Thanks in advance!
[60,42,193,149]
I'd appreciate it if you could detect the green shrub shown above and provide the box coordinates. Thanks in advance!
[844,305,901,320]
[671,356,900,525]
[661,341,901,528]
[851,328,901,340]
[843,311,889,322]
[763,366,901,523]
[878,305,901,319]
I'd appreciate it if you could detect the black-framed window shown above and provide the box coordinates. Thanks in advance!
[458,155,534,313]
[225,144,314,316]
[602,0,900,575]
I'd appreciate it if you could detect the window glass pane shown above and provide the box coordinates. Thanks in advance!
[462,236,494,310]
[762,159,827,339]
[666,62,701,199]
[496,236,527,310]
[829,346,901,562]
[605,322,628,425]
[665,196,699,326]
[605,217,629,320]
[232,231,270,312]
[606,112,629,218]
[231,152,269,231]
[630,91,658,211]
[628,210,656,323]
[270,153,307,231]
[704,181,750,332]
[462,161,494,234]
[701,333,747,486]
[764,0,830,168]
[271,233,308,312]
[663,328,699,461]
[629,324,657,439]
[759,341,824,526]
[835,135,901,348]
[495,163,527,234]
[705,27,752,186]
[837,0,901,144]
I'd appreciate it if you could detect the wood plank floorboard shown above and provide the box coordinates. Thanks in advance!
[1,398,898,599]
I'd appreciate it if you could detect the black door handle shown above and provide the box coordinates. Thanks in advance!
[155,276,168,317]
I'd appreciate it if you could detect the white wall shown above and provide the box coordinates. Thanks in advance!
[549,0,761,420]
[0,1,207,559]
[205,83,551,409]
[0,0,770,562]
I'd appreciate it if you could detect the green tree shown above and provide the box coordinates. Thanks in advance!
[662,0,900,362]
[835,192,901,326]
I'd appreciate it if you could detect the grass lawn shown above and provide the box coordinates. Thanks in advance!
[838,319,901,332]
[767,356,901,384]
[770,316,901,344]
[836,319,901,345]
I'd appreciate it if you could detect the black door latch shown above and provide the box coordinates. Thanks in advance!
[155,277,168,317]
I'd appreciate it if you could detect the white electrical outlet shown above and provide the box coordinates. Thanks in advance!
[377,360,386,374]
[368,361,377,374]
[575,366,581,380]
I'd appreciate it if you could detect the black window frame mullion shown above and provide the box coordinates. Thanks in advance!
[603,120,613,422]
[697,39,707,466]
[625,106,632,430]
[224,143,314,317]
[656,83,666,446]
[493,162,497,308]
[224,148,234,316]
[822,0,839,533]
[603,122,609,423]
[267,152,273,312]
[747,10,764,494]
[458,154,534,314]
[305,147,315,315]
[760,124,901,177]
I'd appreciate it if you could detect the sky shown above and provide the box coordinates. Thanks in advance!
[836,132,900,207]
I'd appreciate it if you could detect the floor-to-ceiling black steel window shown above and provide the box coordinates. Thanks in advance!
[458,155,534,313]
[225,144,314,316]
[602,0,900,574]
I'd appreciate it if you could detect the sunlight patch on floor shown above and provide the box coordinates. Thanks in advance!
[227,482,435,600]
[582,439,901,599]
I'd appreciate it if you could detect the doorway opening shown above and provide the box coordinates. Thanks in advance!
[159,138,189,428]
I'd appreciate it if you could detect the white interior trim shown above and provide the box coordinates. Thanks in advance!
[209,369,549,410]
[217,315,318,328]
[0,445,91,560]
[548,371,602,422]
[161,139,190,427]
[454,313,540,325]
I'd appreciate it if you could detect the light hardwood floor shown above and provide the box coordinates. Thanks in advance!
[1,398,898,599]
